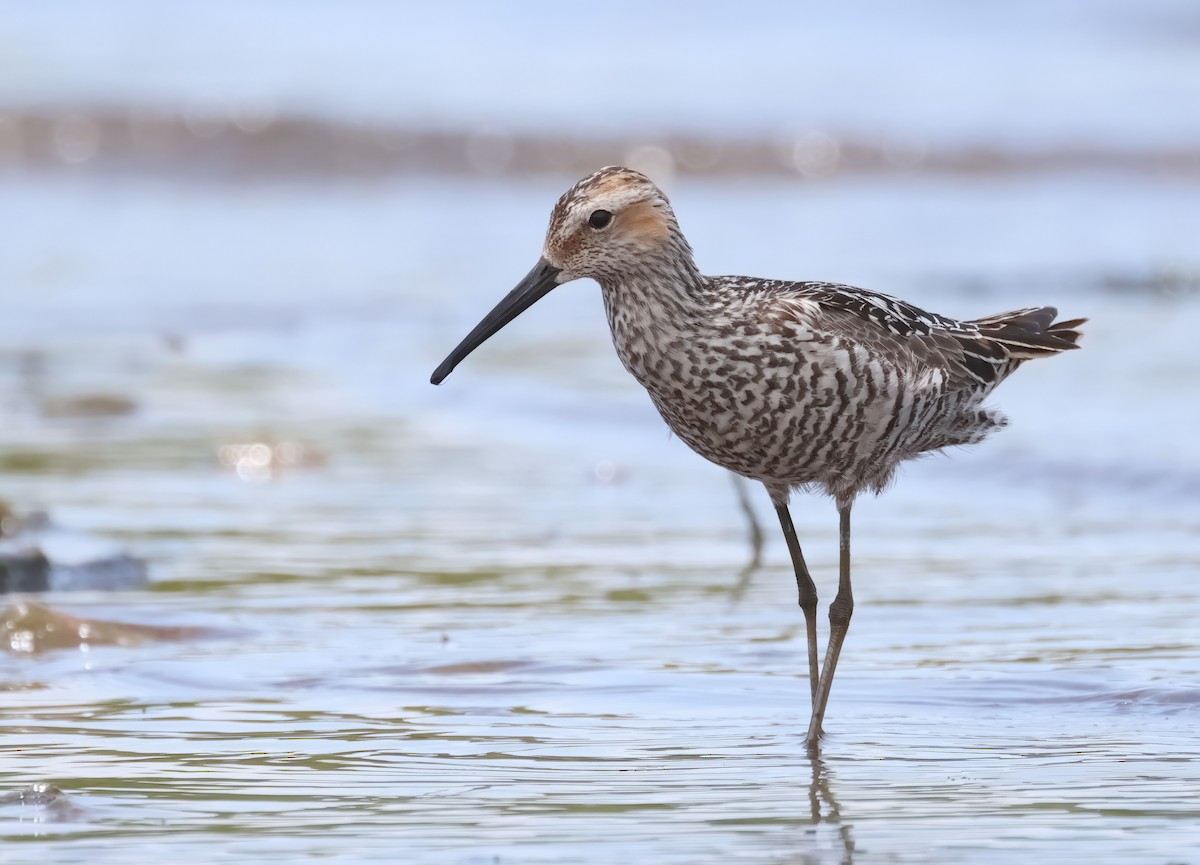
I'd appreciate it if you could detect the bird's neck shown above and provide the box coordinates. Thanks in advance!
[596,244,710,385]
[596,239,708,322]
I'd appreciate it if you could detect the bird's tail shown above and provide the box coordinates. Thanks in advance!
[971,307,1086,359]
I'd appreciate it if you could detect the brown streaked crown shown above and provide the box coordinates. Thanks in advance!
[541,166,685,283]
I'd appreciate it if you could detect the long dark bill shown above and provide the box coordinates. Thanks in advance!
[430,258,562,385]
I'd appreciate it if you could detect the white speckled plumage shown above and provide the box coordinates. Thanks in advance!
[431,166,1085,749]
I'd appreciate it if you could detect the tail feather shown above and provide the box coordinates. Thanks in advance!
[971,306,1086,359]
[1046,316,1087,347]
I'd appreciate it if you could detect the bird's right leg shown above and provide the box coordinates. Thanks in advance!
[768,484,819,704]
[806,503,855,750]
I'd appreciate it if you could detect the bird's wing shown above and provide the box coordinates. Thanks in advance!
[716,278,1012,388]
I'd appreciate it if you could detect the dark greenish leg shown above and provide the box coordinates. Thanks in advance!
[768,487,820,704]
[807,504,854,750]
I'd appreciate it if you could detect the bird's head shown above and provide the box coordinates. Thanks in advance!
[430,166,683,385]
[541,166,678,283]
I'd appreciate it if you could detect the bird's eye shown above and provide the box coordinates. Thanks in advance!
[588,209,613,230]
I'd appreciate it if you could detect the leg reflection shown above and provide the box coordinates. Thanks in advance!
[728,473,765,603]
[808,752,856,865]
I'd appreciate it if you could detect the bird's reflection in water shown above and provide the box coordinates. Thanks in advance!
[728,473,765,603]
[808,752,855,864]
[757,751,856,865]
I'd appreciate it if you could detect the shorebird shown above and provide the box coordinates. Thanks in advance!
[431,166,1084,749]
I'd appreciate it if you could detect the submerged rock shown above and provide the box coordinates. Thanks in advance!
[39,393,138,419]
[0,548,51,593]
[0,502,147,593]
[0,783,86,822]
[1,602,216,654]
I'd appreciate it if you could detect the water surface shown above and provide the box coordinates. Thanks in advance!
[2,3,1200,863]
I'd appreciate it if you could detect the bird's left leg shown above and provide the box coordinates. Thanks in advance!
[806,503,854,749]
[766,483,820,704]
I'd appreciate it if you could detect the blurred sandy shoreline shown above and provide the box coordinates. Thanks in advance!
[3,106,1199,182]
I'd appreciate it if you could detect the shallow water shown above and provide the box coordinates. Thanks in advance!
[3,3,1200,864]
[2,166,1198,864]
